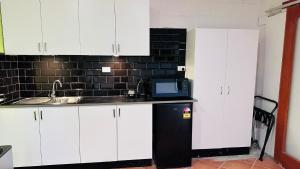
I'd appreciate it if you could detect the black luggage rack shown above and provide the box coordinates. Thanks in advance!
[252,96,278,161]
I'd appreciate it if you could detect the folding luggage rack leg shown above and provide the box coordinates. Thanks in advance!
[252,96,278,161]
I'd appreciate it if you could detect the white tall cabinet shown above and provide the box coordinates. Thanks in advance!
[186,28,259,150]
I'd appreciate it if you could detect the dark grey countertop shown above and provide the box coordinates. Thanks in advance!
[0,96,197,108]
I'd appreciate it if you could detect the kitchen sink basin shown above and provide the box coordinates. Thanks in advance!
[13,97,52,105]
[47,97,82,105]
[13,97,82,105]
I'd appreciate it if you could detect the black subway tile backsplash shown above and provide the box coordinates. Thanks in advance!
[0,28,186,98]
[0,55,20,103]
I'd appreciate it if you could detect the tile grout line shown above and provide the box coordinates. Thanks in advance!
[217,161,226,169]
[250,158,258,169]
[279,163,285,169]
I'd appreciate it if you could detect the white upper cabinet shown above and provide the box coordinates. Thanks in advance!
[115,0,149,56]
[1,0,149,55]
[0,108,41,167]
[117,104,152,160]
[40,0,80,55]
[39,107,80,165]
[79,0,116,55]
[79,105,117,163]
[1,0,43,55]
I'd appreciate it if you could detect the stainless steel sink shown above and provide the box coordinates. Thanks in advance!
[13,97,52,105]
[47,97,82,105]
[13,97,82,105]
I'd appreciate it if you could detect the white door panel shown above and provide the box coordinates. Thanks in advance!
[39,107,80,165]
[40,0,80,55]
[79,0,115,55]
[1,0,43,55]
[192,29,227,149]
[115,0,149,56]
[79,106,117,163]
[223,29,259,147]
[117,104,152,160]
[0,108,41,167]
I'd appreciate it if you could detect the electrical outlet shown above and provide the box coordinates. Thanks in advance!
[102,67,111,73]
[177,66,186,72]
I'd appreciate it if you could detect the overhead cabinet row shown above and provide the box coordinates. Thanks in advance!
[0,0,149,56]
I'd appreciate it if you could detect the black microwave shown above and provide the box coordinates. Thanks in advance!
[151,78,190,98]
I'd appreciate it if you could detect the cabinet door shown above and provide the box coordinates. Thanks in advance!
[117,104,152,160]
[115,0,149,56]
[1,0,43,55]
[0,108,41,167]
[223,29,259,147]
[79,106,117,163]
[40,0,80,55]
[192,29,228,149]
[39,107,80,165]
[79,0,115,55]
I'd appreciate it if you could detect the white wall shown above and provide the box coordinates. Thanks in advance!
[257,0,286,157]
[150,0,262,29]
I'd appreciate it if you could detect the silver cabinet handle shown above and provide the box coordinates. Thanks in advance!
[112,44,115,54]
[34,111,37,121]
[227,86,230,95]
[113,109,116,118]
[117,44,120,53]
[40,111,43,120]
[118,108,120,117]
[38,43,41,52]
[44,42,47,52]
[220,87,223,95]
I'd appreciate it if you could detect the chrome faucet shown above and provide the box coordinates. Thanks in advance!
[136,79,143,94]
[50,80,62,98]
[0,94,6,103]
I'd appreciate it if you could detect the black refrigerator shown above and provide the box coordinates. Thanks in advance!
[153,103,193,168]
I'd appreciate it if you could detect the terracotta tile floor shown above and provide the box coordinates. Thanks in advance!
[118,157,285,169]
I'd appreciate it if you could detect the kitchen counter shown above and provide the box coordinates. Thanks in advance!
[0,96,197,107]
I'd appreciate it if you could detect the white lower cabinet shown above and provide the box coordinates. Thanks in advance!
[0,104,152,167]
[79,104,152,162]
[39,107,80,165]
[117,104,152,160]
[0,108,41,167]
[79,105,117,163]
[0,106,80,167]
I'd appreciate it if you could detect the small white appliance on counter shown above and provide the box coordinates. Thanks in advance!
[0,145,13,169]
